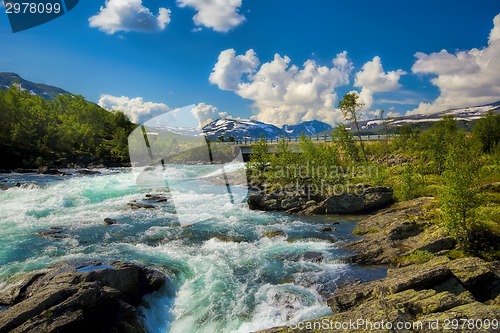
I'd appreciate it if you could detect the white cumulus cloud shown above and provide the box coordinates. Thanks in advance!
[210,49,353,125]
[354,56,406,112]
[209,49,259,90]
[98,94,170,123]
[407,13,500,115]
[89,0,171,35]
[355,56,406,93]
[191,103,227,126]
[489,13,500,44]
[177,0,245,32]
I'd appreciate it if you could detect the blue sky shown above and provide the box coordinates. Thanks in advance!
[1,0,499,125]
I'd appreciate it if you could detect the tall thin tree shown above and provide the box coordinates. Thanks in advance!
[339,92,368,163]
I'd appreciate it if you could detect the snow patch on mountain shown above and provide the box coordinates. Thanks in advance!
[359,101,500,132]
[202,118,332,140]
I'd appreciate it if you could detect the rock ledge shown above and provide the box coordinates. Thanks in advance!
[0,260,167,333]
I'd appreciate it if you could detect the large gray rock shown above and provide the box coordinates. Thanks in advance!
[37,166,67,176]
[248,186,394,215]
[321,186,394,214]
[0,261,167,333]
[343,197,447,265]
[248,192,309,212]
[446,257,500,302]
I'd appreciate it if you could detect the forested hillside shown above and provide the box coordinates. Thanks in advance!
[0,85,136,169]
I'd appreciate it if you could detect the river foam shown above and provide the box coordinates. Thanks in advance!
[0,168,384,332]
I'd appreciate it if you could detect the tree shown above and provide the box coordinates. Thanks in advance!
[394,124,412,150]
[418,115,458,174]
[249,136,269,182]
[332,125,360,164]
[473,110,500,153]
[339,92,367,163]
[399,163,416,201]
[440,135,481,245]
[272,136,296,183]
[378,109,391,162]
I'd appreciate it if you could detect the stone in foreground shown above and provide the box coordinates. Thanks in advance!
[0,261,167,333]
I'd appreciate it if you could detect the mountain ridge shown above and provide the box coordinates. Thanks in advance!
[201,118,333,140]
[351,100,500,135]
[0,72,71,100]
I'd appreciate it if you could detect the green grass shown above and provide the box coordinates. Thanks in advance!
[353,227,379,236]
[395,250,435,266]
[446,249,469,260]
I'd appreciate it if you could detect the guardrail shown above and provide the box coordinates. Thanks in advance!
[214,134,396,145]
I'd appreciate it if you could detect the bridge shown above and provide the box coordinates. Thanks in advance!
[218,134,393,146]
[211,134,395,161]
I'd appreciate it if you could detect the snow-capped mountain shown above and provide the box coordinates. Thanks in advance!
[202,118,284,140]
[282,120,332,136]
[202,118,332,140]
[358,101,500,134]
[0,72,71,100]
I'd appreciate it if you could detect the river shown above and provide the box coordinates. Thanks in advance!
[0,168,386,333]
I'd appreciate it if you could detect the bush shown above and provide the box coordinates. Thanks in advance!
[472,110,500,154]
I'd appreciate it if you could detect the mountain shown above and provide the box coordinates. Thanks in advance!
[348,101,500,135]
[282,120,332,136]
[202,118,332,140]
[202,118,283,140]
[0,72,71,100]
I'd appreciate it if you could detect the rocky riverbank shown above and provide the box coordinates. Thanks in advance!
[0,261,167,333]
[248,186,395,215]
[256,197,500,333]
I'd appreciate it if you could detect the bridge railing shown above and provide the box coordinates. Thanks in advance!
[213,134,396,145]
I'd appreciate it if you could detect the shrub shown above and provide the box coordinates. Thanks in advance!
[472,110,500,154]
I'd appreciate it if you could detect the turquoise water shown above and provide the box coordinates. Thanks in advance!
[0,168,386,333]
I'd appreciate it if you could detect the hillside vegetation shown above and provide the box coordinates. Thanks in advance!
[249,111,500,259]
[0,85,136,168]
